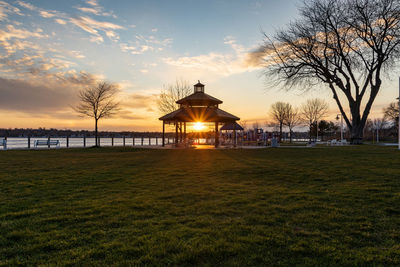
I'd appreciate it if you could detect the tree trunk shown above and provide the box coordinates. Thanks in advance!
[309,124,312,142]
[95,119,98,147]
[279,122,283,142]
[289,129,293,143]
[350,123,364,144]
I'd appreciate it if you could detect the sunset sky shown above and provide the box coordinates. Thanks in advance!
[1,0,399,132]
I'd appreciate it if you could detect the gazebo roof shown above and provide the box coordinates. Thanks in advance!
[220,122,244,131]
[159,106,239,122]
[176,91,223,105]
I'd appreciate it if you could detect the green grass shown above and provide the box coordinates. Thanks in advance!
[0,146,399,266]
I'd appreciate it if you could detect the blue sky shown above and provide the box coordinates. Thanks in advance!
[0,0,398,131]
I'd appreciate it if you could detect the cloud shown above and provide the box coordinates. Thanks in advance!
[119,35,173,55]
[69,16,124,43]
[0,39,40,55]
[54,18,66,25]
[17,0,63,18]
[120,92,157,110]
[136,34,173,46]
[75,0,117,18]
[16,1,35,11]
[140,45,153,52]
[120,43,137,53]
[162,36,262,77]
[70,50,86,59]
[16,1,120,43]
[39,10,57,18]
[86,0,99,7]
[243,46,268,68]
[76,7,99,15]
[0,1,23,20]
[0,72,97,113]
[0,25,45,41]
[120,43,155,54]
[89,35,103,43]
[117,112,149,121]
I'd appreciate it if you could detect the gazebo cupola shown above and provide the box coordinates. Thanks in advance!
[194,81,204,93]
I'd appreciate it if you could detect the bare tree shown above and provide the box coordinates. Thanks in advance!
[301,98,328,141]
[252,121,260,130]
[284,104,301,143]
[263,0,400,144]
[371,117,387,143]
[240,120,248,131]
[383,102,399,127]
[157,79,191,114]
[270,102,289,140]
[74,81,120,147]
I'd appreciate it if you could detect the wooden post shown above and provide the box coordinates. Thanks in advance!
[141,137,144,146]
[123,136,126,146]
[179,122,183,143]
[175,122,178,145]
[162,121,165,147]
[184,122,186,144]
[215,122,219,148]
[48,137,50,148]
[66,136,69,148]
[133,137,135,146]
[233,127,237,148]
[112,137,114,146]
[83,136,86,147]
[4,136,7,150]
[28,136,31,149]
[156,137,158,146]
[149,137,151,146]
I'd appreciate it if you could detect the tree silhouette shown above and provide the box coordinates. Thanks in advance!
[301,98,328,141]
[157,79,191,114]
[284,104,301,143]
[74,81,120,147]
[263,0,400,144]
[383,102,399,127]
[270,102,289,141]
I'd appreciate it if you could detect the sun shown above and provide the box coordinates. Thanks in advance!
[193,122,205,131]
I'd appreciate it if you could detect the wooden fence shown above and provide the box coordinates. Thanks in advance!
[0,137,176,150]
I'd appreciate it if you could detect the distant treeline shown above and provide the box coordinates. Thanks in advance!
[0,128,174,138]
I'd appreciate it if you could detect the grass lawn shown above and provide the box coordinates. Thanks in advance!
[0,146,399,266]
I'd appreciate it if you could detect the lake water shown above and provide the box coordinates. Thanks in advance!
[0,137,167,150]
[0,137,311,150]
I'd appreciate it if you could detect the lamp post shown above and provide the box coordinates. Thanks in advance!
[336,114,343,142]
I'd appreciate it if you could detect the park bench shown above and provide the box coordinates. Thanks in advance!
[0,139,6,149]
[34,139,60,148]
[328,139,348,146]
[339,139,349,145]
[327,139,337,146]
[306,141,316,147]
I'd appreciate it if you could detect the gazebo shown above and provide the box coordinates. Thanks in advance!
[159,81,240,148]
